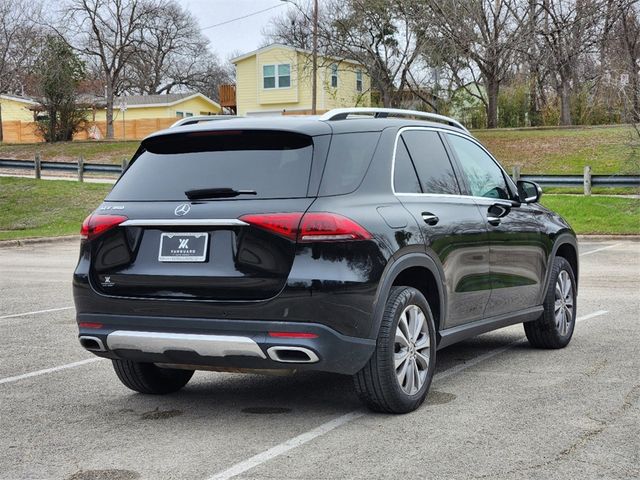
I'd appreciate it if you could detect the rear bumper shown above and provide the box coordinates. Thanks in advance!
[77,314,376,375]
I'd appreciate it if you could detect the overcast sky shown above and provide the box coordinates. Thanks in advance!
[181,0,288,62]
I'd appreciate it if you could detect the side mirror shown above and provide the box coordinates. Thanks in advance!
[517,180,542,203]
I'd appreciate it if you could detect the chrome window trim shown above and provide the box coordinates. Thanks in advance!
[120,219,249,227]
[391,126,518,203]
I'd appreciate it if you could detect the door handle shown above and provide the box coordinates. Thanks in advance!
[422,213,439,226]
[487,203,510,226]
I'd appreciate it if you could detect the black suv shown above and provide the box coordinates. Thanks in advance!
[73,108,578,413]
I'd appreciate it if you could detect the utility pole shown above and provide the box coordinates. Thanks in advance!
[311,0,318,114]
[281,0,318,114]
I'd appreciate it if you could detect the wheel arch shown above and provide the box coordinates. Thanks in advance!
[538,233,579,304]
[369,252,446,340]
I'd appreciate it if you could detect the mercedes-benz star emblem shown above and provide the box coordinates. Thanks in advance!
[174,204,191,216]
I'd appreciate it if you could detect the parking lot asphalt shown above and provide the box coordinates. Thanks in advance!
[0,240,638,480]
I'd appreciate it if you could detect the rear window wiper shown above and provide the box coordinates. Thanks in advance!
[184,187,258,200]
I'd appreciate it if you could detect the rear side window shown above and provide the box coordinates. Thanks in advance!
[107,130,313,201]
[401,130,460,195]
[319,132,380,196]
[393,138,421,193]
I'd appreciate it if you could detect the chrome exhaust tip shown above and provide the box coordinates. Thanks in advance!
[79,336,106,352]
[267,346,319,364]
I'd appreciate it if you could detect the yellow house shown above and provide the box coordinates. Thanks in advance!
[231,44,371,116]
[0,94,37,122]
[91,92,222,121]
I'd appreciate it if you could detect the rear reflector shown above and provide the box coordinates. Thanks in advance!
[239,212,372,242]
[81,214,128,240]
[79,322,103,329]
[268,332,319,339]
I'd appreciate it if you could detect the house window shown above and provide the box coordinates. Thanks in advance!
[176,111,184,118]
[263,63,291,89]
[185,112,193,117]
[278,64,291,87]
[356,70,363,92]
[331,64,338,88]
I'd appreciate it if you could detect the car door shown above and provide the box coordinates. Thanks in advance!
[393,127,491,328]
[444,133,548,317]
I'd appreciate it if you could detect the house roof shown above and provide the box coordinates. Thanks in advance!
[230,43,363,67]
[114,92,221,109]
[0,94,38,105]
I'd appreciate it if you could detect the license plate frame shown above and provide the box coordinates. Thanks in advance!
[158,232,209,263]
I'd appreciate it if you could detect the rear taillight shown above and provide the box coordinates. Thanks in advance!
[239,213,303,241]
[299,212,373,241]
[239,212,372,242]
[80,214,128,240]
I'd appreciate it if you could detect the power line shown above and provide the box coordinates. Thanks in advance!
[200,3,285,31]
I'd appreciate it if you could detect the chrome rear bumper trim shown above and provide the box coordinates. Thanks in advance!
[120,219,248,227]
[106,331,266,359]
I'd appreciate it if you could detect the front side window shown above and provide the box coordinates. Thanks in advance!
[263,64,291,89]
[330,64,338,88]
[446,134,511,200]
[401,130,460,195]
[356,70,363,92]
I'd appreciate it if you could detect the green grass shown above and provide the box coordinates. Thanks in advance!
[0,178,637,240]
[541,194,640,234]
[0,177,111,240]
[473,125,640,175]
[0,140,139,164]
[1,125,639,174]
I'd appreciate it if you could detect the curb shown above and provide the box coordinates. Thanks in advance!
[577,235,640,241]
[0,235,80,249]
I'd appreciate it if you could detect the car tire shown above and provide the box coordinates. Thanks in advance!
[112,359,194,394]
[524,256,577,349]
[354,286,437,414]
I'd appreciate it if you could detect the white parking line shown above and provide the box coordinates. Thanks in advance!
[580,243,622,256]
[0,306,74,320]
[0,358,102,385]
[206,309,608,480]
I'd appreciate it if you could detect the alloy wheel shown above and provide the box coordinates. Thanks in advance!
[554,270,574,336]
[394,304,431,395]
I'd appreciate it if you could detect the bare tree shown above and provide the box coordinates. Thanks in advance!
[265,0,434,109]
[61,0,153,139]
[534,0,617,125]
[124,0,216,94]
[618,1,640,122]
[422,0,528,128]
[0,0,43,141]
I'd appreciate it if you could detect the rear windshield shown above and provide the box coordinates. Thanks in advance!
[107,130,314,201]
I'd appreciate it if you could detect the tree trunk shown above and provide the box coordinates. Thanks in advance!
[486,79,499,128]
[105,82,114,139]
[559,77,572,126]
[631,69,640,123]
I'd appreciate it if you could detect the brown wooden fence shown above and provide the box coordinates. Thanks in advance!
[1,118,177,143]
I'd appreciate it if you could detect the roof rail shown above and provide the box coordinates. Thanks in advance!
[170,115,240,128]
[319,107,469,133]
